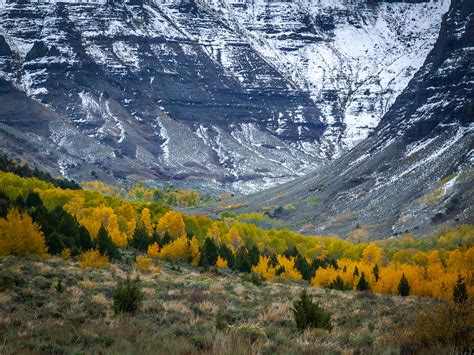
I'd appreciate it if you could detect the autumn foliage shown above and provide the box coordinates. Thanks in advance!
[0,208,47,257]
[0,169,472,301]
[79,250,109,269]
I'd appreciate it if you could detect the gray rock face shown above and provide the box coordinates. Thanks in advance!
[0,0,448,192]
[217,0,473,238]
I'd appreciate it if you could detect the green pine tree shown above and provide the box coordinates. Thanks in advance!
[356,272,370,291]
[453,274,468,304]
[398,273,410,296]
[372,264,379,282]
[96,225,120,260]
[292,289,332,331]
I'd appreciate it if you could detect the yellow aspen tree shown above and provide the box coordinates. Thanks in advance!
[159,235,190,262]
[140,208,154,236]
[79,250,109,269]
[311,266,338,288]
[362,243,383,265]
[156,211,186,239]
[147,242,160,258]
[189,237,201,266]
[206,223,222,243]
[0,208,48,257]
[276,255,302,280]
[251,256,276,281]
[117,203,136,239]
[216,256,228,269]
[223,226,242,250]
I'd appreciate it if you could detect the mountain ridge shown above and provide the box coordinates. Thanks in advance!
[0,0,448,193]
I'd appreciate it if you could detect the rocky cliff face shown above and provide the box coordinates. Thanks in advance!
[218,0,473,238]
[0,0,448,192]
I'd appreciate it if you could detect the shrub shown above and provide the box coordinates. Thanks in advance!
[230,323,267,344]
[215,312,228,331]
[79,250,109,269]
[134,255,153,273]
[292,289,331,331]
[113,275,144,314]
[392,301,474,351]
[243,273,263,286]
[147,242,160,258]
[216,256,228,268]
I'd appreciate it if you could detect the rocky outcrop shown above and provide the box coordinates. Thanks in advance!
[219,0,473,238]
[0,0,448,192]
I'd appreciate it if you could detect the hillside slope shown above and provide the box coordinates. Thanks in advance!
[214,0,474,238]
[0,0,448,192]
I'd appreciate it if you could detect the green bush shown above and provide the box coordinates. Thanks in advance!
[292,289,332,331]
[113,275,143,314]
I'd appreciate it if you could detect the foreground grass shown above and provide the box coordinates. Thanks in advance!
[0,256,453,354]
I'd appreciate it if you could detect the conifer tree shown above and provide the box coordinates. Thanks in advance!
[292,289,332,331]
[373,264,379,282]
[248,245,260,266]
[234,246,251,273]
[453,274,468,304]
[200,237,218,267]
[398,273,410,296]
[25,191,43,208]
[96,225,120,260]
[218,244,235,269]
[356,272,370,291]
[130,226,150,251]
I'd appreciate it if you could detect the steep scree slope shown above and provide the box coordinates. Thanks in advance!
[217,0,473,238]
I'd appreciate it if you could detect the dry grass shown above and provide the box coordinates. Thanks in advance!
[162,301,192,315]
[0,256,459,354]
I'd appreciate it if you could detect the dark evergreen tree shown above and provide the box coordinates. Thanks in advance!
[275,265,285,276]
[113,275,143,314]
[0,191,10,218]
[453,274,468,304]
[397,273,410,296]
[45,232,66,255]
[283,246,299,259]
[248,245,260,266]
[353,266,359,277]
[14,195,26,209]
[129,227,150,251]
[96,225,120,260]
[234,246,251,273]
[200,237,218,267]
[218,244,235,269]
[329,275,349,291]
[159,232,172,247]
[269,253,278,267]
[373,264,379,282]
[292,289,332,331]
[25,191,43,208]
[295,255,313,281]
[78,225,93,251]
[356,272,370,291]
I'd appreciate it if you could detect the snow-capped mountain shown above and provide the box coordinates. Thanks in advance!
[219,0,473,238]
[0,0,448,192]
